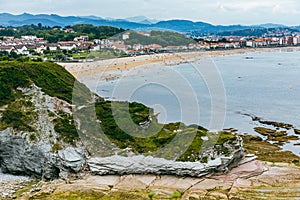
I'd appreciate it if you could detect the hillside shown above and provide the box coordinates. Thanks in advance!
[0,61,244,180]
[118,30,196,47]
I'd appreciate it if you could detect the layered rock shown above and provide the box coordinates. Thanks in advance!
[0,84,86,179]
[88,136,244,177]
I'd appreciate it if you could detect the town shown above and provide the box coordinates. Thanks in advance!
[1,27,300,62]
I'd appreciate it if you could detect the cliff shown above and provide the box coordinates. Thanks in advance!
[0,61,244,179]
[0,61,90,179]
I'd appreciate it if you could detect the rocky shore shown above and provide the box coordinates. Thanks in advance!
[1,58,300,199]
[6,156,300,200]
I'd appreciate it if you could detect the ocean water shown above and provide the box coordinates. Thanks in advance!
[80,49,300,155]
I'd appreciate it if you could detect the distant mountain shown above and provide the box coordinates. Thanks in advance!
[0,13,298,34]
[80,15,104,20]
[148,20,250,34]
[0,13,146,30]
[125,16,158,24]
[256,23,287,28]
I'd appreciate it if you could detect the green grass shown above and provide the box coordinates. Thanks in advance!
[0,61,90,106]
[53,115,79,146]
[29,191,150,200]
[72,51,122,60]
[0,61,90,144]
[72,52,90,59]
[0,97,37,132]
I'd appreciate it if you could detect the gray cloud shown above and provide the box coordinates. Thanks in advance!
[0,0,300,25]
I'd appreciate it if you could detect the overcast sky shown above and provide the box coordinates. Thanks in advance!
[1,0,300,25]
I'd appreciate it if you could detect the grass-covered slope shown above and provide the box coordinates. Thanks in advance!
[0,61,89,143]
[0,61,79,106]
[0,61,239,162]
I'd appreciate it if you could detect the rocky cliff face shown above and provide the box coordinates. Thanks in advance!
[0,84,86,179]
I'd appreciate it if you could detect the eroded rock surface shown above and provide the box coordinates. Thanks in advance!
[0,85,86,179]
[13,156,289,200]
[88,136,244,177]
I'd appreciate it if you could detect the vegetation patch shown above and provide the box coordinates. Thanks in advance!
[53,114,79,146]
[0,97,36,132]
[117,30,196,47]
[93,100,238,162]
[242,134,300,165]
[0,24,124,43]
[28,190,149,200]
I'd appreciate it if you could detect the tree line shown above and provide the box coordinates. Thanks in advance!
[123,31,196,47]
[0,24,125,43]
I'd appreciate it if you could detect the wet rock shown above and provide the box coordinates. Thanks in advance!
[253,127,292,142]
[254,127,276,136]
[258,120,293,130]
[242,134,263,142]
[270,130,287,137]
[294,129,300,135]
[223,128,238,133]
[267,135,299,142]
[248,114,294,130]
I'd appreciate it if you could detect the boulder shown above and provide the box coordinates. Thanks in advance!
[0,128,86,179]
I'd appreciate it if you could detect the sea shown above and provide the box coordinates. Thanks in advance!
[79,48,300,155]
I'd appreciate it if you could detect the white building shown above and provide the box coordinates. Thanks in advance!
[122,32,130,40]
[246,41,255,47]
[21,35,37,41]
[58,42,77,50]
[293,36,300,45]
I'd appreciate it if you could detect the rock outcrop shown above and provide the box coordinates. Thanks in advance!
[88,137,244,177]
[0,84,86,179]
[0,129,86,179]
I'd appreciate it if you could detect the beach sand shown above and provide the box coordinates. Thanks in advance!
[59,47,299,79]
[59,49,254,79]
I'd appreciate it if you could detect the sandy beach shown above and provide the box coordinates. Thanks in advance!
[59,46,300,82]
[59,48,275,79]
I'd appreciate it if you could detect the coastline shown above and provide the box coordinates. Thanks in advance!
[2,47,300,199]
[60,46,300,79]
[8,161,300,199]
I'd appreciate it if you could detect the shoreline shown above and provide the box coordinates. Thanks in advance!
[60,46,300,79]
[8,161,300,199]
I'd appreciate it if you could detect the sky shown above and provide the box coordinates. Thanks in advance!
[1,0,300,26]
